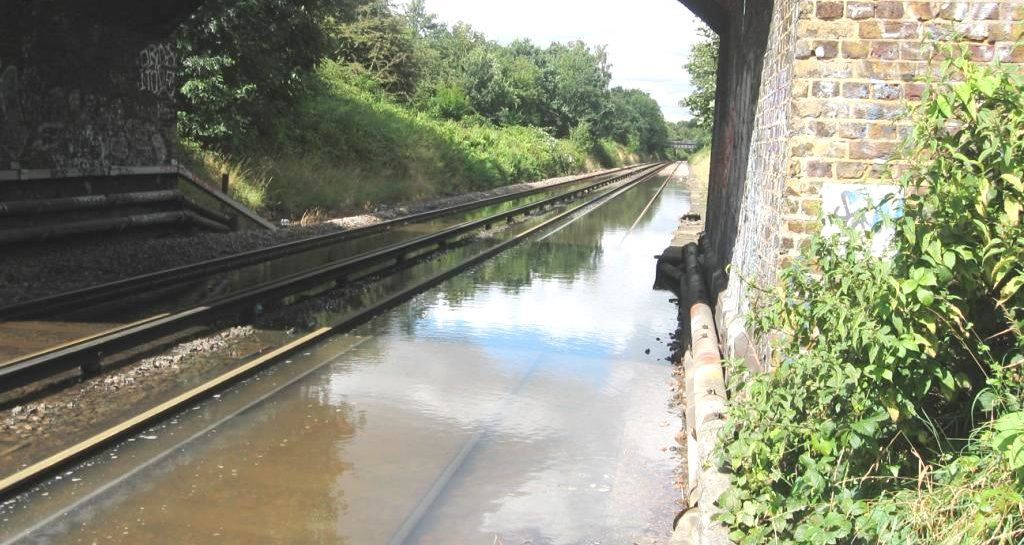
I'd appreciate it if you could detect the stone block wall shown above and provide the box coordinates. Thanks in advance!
[683,0,1024,366]
[0,1,200,175]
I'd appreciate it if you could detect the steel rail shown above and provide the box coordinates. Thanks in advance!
[0,161,666,501]
[0,163,659,371]
[0,165,649,321]
[0,164,667,392]
[619,161,681,245]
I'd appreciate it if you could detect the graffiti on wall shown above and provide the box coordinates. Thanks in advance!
[0,56,170,173]
[138,43,177,98]
[821,183,902,229]
[821,182,903,255]
[0,60,29,168]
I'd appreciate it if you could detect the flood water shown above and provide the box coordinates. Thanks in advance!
[1,165,688,545]
[0,169,629,364]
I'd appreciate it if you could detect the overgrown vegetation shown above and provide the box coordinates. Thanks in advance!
[717,55,1024,543]
[174,0,668,216]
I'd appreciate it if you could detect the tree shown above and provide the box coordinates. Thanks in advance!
[330,0,420,98]
[666,118,710,146]
[680,25,718,131]
[176,0,370,149]
[600,87,668,155]
[542,41,612,137]
[401,0,439,38]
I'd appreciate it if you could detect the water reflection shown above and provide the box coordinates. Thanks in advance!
[4,169,685,545]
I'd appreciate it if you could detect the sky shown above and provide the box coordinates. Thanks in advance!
[395,0,705,122]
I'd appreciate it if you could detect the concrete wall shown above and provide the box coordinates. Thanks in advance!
[681,0,1024,367]
[0,1,199,174]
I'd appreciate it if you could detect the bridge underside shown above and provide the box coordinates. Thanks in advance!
[675,0,729,34]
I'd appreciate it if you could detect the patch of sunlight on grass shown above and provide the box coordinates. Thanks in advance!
[176,142,272,214]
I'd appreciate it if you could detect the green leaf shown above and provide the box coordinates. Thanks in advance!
[936,94,953,118]
[851,418,879,437]
[978,390,998,412]
[942,250,957,269]
[938,369,957,394]
[805,469,826,491]
[992,412,1024,471]
[918,269,938,287]
[977,75,999,97]
[1002,173,1023,192]
[999,275,1023,304]
[1004,199,1021,226]
[953,81,973,105]
[916,287,935,306]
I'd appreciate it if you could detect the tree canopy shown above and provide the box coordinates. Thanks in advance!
[175,0,670,158]
[679,25,718,132]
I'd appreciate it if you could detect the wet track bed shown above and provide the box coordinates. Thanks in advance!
[0,169,638,365]
[1,165,686,544]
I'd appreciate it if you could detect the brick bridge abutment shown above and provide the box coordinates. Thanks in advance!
[678,0,1024,369]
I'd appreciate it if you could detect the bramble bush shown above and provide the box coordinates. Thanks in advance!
[717,53,1024,544]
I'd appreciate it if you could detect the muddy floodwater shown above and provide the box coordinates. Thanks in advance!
[1,166,689,545]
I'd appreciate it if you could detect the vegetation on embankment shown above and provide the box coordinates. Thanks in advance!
[173,0,664,218]
[718,55,1024,544]
[686,146,711,187]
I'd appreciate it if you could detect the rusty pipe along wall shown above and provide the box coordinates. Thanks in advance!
[679,243,730,545]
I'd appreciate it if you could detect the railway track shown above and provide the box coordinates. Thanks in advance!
[0,161,669,500]
[0,163,666,395]
[0,165,650,364]
[0,164,648,322]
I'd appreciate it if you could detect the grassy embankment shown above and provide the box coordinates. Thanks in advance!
[687,146,711,187]
[180,61,642,220]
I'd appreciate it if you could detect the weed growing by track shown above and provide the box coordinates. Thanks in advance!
[717,54,1024,544]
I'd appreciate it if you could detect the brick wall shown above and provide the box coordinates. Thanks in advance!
[681,0,1024,366]
[781,0,1024,259]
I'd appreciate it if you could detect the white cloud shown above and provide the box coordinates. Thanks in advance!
[396,0,706,121]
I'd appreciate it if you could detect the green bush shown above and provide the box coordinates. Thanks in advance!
[208,60,633,216]
[718,54,1024,544]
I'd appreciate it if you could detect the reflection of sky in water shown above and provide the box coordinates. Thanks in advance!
[412,196,683,384]
[0,174,690,545]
